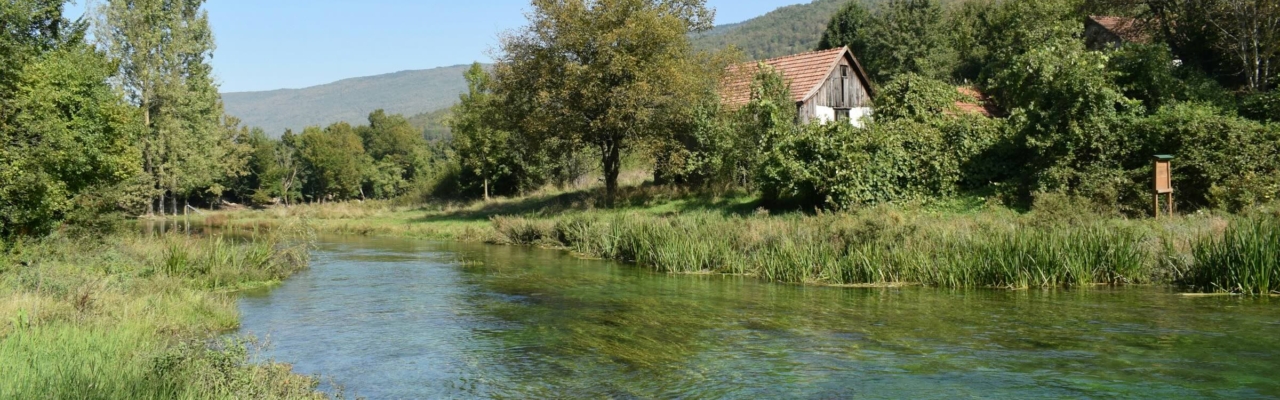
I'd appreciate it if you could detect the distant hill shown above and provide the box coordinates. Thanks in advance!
[222,64,477,136]
[224,1,881,137]
[693,0,849,61]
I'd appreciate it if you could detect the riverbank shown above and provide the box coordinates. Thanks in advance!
[204,187,1280,294]
[0,223,327,398]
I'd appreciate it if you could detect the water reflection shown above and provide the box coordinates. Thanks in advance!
[238,235,1280,399]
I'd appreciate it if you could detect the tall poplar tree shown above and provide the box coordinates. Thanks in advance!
[95,0,229,215]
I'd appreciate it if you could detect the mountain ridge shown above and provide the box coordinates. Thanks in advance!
[221,64,479,136]
[223,1,857,136]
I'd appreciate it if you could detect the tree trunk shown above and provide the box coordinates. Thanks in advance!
[602,142,621,208]
[484,177,491,202]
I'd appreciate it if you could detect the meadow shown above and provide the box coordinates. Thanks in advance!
[0,222,328,399]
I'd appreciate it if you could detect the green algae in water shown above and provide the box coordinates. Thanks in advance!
[238,236,1280,398]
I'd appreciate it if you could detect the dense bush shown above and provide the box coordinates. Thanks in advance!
[1131,103,1280,211]
[757,120,959,209]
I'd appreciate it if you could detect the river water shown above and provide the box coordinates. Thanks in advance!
[237,235,1280,399]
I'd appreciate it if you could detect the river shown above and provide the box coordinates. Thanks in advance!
[237,235,1280,398]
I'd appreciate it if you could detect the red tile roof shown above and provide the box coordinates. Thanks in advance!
[953,87,1001,118]
[720,47,869,107]
[1089,16,1150,44]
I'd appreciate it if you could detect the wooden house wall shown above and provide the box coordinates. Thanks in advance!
[797,57,872,123]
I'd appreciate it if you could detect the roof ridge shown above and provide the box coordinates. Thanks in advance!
[753,47,845,63]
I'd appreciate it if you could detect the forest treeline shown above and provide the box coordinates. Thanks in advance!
[447,0,1279,213]
[0,0,452,238]
[3,0,1279,240]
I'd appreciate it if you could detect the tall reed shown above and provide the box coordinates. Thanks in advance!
[491,211,1162,289]
[1188,216,1280,294]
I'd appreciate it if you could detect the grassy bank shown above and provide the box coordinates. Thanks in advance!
[0,223,327,399]
[206,187,1280,294]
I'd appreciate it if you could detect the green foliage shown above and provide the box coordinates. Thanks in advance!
[692,0,849,60]
[757,120,958,209]
[1239,90,1280,123]
[822,0,956,82]
[1130,103,1280,211]
[450,63,519,200]
[873,73,961,123]
[296,123,369,201]
[0,34,140,237]
[357,110,429,198]
[817,1,872,56]
[493,0,716,206]
[0,231,322,398]
[406,106,453,142]
[495,209,1160,288]
[953,0,1082,84]
[97,0,234,213]
[993,37,1144,205]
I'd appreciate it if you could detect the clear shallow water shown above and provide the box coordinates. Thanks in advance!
[238,236,1280,399]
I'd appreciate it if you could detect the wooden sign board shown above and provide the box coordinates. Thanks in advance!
[1155,161,1172,193]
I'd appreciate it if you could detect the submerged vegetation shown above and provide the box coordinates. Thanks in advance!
[0,224,325,399]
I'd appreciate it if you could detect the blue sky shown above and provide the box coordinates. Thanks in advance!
[65,0,806,93]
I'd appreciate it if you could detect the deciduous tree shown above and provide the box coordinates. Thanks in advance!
[492,0,715,206]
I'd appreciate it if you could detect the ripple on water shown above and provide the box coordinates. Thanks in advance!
[238,238,1280,399]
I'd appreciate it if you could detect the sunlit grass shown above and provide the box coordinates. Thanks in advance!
[1188,215,1280,295]
[0,223,325,398]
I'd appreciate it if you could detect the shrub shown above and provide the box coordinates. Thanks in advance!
[756,120,959,209]
[1131,103,1280,211]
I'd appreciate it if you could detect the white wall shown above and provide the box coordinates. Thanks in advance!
[850,107,872,128]
[814,106,837,124]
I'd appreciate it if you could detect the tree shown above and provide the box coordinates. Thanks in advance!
[1088,0,1278,91]
[1206,0,1279,91]
[818,0,955,82]
[296,123,369,202]
[992,37,1143,203]
[358,110,429,198]
[449,63,512,201]
[817,1,872,59]
[493,0,715,206]
[96,0,229,215]
[0,41,141,237]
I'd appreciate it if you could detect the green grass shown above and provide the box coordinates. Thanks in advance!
[494,209,1165,289]
[0,222,325,399]
[1188,215,1280,295]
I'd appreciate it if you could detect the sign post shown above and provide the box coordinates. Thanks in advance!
[1153,155,1174,217]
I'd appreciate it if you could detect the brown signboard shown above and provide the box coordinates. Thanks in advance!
[1155,161,1172,193]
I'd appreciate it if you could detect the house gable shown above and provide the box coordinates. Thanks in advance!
[719,47,875,110]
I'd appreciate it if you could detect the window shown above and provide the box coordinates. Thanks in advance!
[839,66,851,107]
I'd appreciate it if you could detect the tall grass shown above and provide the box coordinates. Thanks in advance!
[0,222,323,398]
[1188,216,1280,294]
[492,210,1165,289]
[483,207,1244,288]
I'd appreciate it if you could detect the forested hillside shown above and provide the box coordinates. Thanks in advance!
[692,0,848,60]
[222,65,475,136]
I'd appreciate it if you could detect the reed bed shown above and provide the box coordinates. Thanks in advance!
[1187,216,1280,295]
[489,208,1265,291]
[0,222,324,398]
